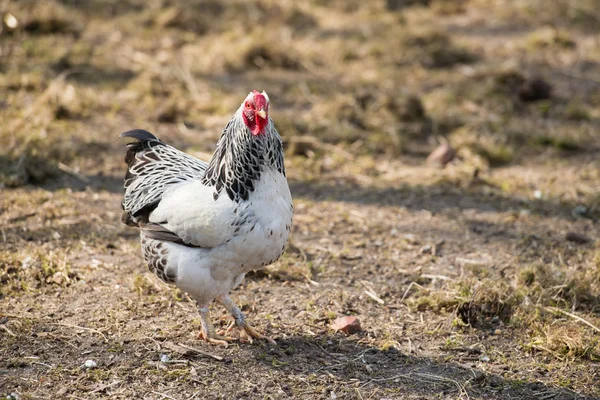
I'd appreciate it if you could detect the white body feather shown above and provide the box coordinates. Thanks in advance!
[149,167,292,305]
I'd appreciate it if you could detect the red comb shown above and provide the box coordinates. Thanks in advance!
[253,90,267,110]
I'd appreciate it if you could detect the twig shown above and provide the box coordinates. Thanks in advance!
[455,257,488,266]
[50,323,108,342]
[8,212,37,223]
[0,324,16,337]
[401,282,425,301]
[363,290,385,305]
[33,362,53,369]
[420,274,453,281]
[542,306,600,333]
[177,343,224,361]
[90,380,123,394]
[537,391,560,400]
[58,162,90,184]
[151,391,178,400]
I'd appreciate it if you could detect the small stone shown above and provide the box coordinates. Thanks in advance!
[533,190,543,200]
[21,256,33,268]
[566,232,591,244]
[494,329,502,335]
[572,205,587,218]
[419,244,432,254]
[479,355,490,363]
[427,142,456,167]
[403,234,418,244]
[519,77,552,102]
[160,354,170,363]
[3,12,18,30]
[47,271,68,285]
[331,316,362,334]
[84,360,97,369]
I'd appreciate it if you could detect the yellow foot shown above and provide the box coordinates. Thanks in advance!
[223,321,276,345]
[198,329,235,347]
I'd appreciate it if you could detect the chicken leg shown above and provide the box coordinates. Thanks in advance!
[197,303,235,347]
[216,294,276,344]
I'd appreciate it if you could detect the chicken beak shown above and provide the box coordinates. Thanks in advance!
[257,109,267,119]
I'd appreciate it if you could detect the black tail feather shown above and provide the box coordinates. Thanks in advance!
[120,129,159,141]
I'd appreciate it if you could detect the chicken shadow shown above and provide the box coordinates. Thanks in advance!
[245,334,593,400]
[288,179,589,221]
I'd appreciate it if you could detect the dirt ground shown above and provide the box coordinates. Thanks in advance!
[1,0,600,399]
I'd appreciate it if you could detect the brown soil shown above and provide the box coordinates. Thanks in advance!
[1,1,600,399]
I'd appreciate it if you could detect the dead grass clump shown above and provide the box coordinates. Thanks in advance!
[0,125,79,187]
[403,31,477,69]
[528,135,582,151]
[489,70,552,103]
[386,0,430,11]
[0,153,60,187]
[241,45,303,71]
[387,0,466,13]
[132,273,161,297]
[521,262,600,313]
[528,322,600,360]
[18,1,83,36]
[519,0,600,32]
[455,280,521,328]
[518,77,553,103]
[0,250,75,297]
[150,6,213,35]
[526,27,576,50]
[491,70,527,95]
[563,102,591,121]
[155,97,195,124]
[383,94,428,123]
[450,127,515,167]
[430,0,467,15]
[407,290,461,314]
[0,251,23,299]
[284,8,318,32]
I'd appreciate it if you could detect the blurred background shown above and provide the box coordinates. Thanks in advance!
[1,0,600,399]
[1,0,599,186]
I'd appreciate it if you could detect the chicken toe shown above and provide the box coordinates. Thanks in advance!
[216,294,276,345]
[197,303,235,347]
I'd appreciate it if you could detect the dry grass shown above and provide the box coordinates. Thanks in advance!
[1,0,600,398]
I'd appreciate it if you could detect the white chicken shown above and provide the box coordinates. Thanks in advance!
[120,90,293,346]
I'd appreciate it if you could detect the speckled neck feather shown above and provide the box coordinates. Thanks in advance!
[201,109,285,202]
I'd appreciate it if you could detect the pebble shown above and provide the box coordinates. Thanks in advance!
[426,143,456,167]
[331,316,362,334]
[533,190,543,200]
[572,205,587,218]
[565,232,591,244]
[419,244,432,254]
[84,360,97,369]
[160,354,170,363]
[479,355,490,363]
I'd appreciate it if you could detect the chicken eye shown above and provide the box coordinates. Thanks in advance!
[245,102,253,109]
